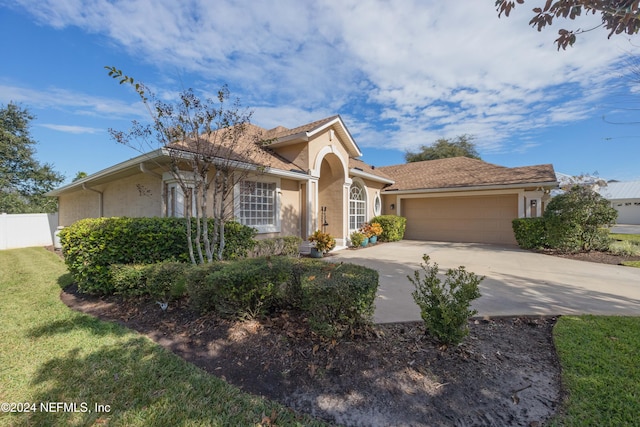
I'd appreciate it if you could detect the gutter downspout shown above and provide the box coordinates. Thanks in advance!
[82,183,104,217]
[139,163,162,178]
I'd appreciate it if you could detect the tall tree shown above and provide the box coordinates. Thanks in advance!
[405,135,481,163]
[106,67,270,264]
[0,103,64,213]
[496,0,640,50]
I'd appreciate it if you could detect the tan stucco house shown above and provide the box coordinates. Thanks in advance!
[48,115,558,247]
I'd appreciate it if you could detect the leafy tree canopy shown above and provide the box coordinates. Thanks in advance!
[405,135,481,163]
[496,0,640,50]
[543,185,617,251]
[0,103,64,213]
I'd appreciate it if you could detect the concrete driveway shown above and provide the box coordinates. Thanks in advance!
[329,241,640,323]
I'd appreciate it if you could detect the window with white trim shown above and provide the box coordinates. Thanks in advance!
[349,182,366,231]
[237,180,279,233]
[374,194,382,216]
[166,182,196,218]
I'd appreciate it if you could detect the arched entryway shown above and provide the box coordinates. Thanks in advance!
[317,153,345,240]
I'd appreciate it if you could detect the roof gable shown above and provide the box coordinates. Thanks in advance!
[379,157,557,192]
[265,115,362,158]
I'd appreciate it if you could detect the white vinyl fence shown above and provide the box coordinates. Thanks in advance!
[0,213,59,250]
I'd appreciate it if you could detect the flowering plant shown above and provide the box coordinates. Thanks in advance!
[308,230,336,253]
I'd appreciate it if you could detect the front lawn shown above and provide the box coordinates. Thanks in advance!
[0,248,323,427]
[550,315,640,426]
[2,247,639,425]
[609,233,640,245]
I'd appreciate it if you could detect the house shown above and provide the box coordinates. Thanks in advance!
[47,116,558,247]
[598,180,640,225]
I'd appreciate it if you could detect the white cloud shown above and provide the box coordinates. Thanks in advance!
[0,83,146,120]
[39,124,103,134]
[10,0,640,155]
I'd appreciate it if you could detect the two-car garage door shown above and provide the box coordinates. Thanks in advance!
[401,194,518,245]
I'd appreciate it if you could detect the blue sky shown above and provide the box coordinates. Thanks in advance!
[2,1,640,186]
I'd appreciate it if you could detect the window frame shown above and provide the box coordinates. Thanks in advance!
[349,181,367,232]
[234,176,281,234]
[163,172,197,218]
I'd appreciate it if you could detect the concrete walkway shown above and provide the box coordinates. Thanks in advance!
[329,241,640,323]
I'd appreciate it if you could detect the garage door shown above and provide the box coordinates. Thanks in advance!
[401,194,518,245]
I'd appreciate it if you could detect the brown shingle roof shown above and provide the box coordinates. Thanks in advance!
[379,157,557,191]
[168,123,305,173]
[349,158,394,181]
[263,116,340,139]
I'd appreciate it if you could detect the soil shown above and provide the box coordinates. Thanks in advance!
[61,284,562,427]
[54,247,636,426]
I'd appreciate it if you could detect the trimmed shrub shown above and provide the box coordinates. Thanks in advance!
[301,261,379,338]
[109,261,190,300]
[370,215,406,242]
[146,261,190,301]
[188,257,291,318]
[110,264,150,297]
[409,254,483,345]
[512,217,547,249]
[59,217,256,295]
[221,221,259,260]
[250,236,303,258]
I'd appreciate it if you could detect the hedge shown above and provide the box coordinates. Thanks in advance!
[370,215,407,242]
[299,261,379,338]
[512,217,547,250]
[186,257,379,338]
[59,217,256,294]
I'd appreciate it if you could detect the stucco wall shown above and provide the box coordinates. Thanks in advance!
[279,178,301,236]
[58,172,163,226]
[103,172,163,218]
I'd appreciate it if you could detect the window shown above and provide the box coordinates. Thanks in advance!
[237,180,279,233]
[166,183,195,218]
[374,194,382,216]
[349,182,366,231]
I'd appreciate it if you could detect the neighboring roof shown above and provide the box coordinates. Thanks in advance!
[379,157,557,192]
[598,180,640,200]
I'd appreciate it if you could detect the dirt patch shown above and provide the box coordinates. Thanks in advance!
[61,285,562,426]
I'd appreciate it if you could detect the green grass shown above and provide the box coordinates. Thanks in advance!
[622,260,640,268]
[609,233,640,267]
[0,248,325,427]
[609,233,640,245]
[550,315,640,426]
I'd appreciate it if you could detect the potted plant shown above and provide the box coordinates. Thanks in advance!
[350,231,365,248]
[359,223,374,246]
[308,230,336,258]
[369,222,383,244]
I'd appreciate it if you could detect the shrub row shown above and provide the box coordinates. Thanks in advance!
[249,236,303,258]
[59,217,256,294]
[109,257,379,339]
[370,215,407,242]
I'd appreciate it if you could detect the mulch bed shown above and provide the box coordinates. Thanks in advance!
[55,247,637,426]
[61,284,562,426]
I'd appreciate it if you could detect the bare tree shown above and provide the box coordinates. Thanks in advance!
[106,67,270,263]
